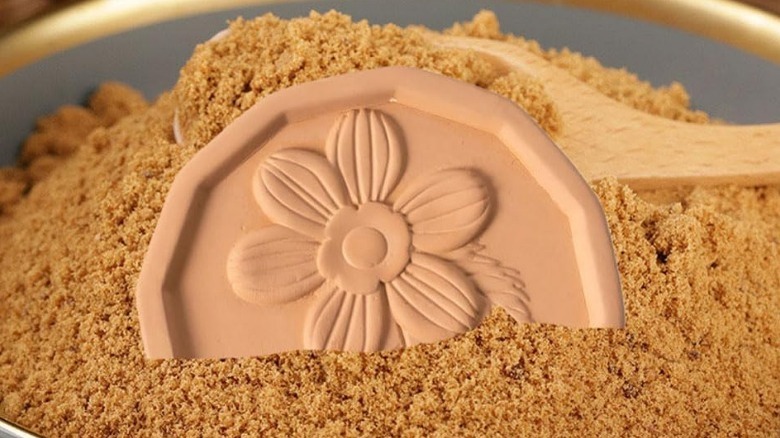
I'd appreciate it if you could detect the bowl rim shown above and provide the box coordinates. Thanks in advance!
[0,0,779,77]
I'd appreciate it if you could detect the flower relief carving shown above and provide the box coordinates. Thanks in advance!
[227,108,531,352]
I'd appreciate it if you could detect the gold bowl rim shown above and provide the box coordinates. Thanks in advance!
[0,0,779,77]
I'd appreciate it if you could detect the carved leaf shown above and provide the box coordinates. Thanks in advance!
[394,169,490,253]
[255,149,349,240]
[305,284,398,352]
[326,109,404,204]
[227,225,323,305]
[471,274,531,323]
[445,243,532,324]
[386,253,486,344]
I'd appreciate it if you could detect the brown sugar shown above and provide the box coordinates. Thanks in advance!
[0,82,147,214]
[0,10,777,436]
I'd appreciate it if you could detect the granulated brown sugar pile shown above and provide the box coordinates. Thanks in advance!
[1,11,778,436]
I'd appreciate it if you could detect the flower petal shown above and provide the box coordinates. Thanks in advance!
[326,109,404,204]
[255,149,349,240]
[227,226,323,305]
[386,253,486,344]
[394,169,490,253]
[305,283,398,352]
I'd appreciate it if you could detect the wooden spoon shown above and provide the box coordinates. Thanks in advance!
[432,35,780,189]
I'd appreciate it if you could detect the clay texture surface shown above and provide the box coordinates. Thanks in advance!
[136,67,623,358]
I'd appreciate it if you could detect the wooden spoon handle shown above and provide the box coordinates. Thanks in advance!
[434,35,780,189]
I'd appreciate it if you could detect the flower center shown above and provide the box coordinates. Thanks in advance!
[342,226,388,269]
[318,202,411,296]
